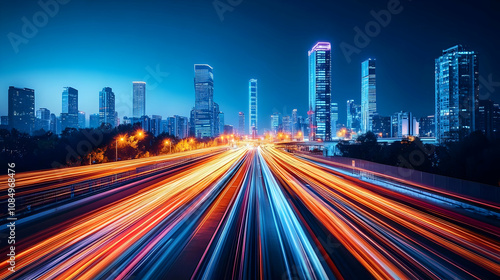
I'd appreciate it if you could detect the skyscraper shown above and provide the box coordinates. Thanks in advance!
[213,102,220,137]
[331,102,339,136]
[219,111,225,135]
[391,111,419,138]
[133,81,146,118]
[282,116,291,134]
[238,112,245,136]
[291,109,298,136]
[62,87,79,130]
[36,108,51,132]
[435,45,478,143]
[99,87,116,127]
[308,42,332,141]
[191,64,216,138]
[8,86,35,134]
[78,111,86,128]
[271,113,280,135]
[361,59,376,133]
[249,79,258,136]
[89,114,100,128]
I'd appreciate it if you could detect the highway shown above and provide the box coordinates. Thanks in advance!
[1,145,499,279]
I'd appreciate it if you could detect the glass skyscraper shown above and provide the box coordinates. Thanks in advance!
[361,59,376,133]
[331,102,338,136]
[308,42,332,141]
[133,81,146,118]
[99,87,116,127]
[191,64,216,138]
[249,79,258,136]
[435,45,478,143]
[8,86,35,134]
[62,87,79,130]
[238,112,245,136]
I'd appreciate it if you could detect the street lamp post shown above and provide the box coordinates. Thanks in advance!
[165,140,171,153]
[116,137,124,161]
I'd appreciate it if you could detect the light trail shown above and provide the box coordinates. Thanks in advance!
[1,145,498,279]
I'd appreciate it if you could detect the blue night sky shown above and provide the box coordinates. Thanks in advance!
[1,0,499,130]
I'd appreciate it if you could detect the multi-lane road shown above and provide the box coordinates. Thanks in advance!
[1,145,499,279]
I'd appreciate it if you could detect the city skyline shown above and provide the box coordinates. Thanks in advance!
[2,0,499,131]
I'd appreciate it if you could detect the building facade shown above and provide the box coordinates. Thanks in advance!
[238,112,245,136]
[361,59,377,133]
[191,64,218,138]
[308,42,332,141]
[133,81,146,118]
[99,87,116,127]
[249,79,258,136]
[8,86,35,134]
[435,45,478,143]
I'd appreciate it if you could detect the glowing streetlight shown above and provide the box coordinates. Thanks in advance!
[116,136,125,161]
[164,140,171,153]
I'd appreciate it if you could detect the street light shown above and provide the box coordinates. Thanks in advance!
[116,137,124,161]
[164,140,171,153]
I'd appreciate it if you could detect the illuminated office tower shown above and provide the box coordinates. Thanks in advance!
[435,45,478,143]
[238,112,245,136]
[99,87,116,127]
[190,64,216,138]
[62,87,79,130]
[8,86,35,134]
[133,82,146,118]
[361,59,376,133]
[249,79,258,137]
[308,42,332,141]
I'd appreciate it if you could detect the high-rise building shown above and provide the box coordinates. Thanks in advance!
[249,79,258,136]
[419,115,435,137]
[282,116,291,134]
[308,42,332,141]
[50,113,57,133]
[331,102,339,136]
[213,102,220,137]
[99,87,116,127]
[361,59,377,133]
[141,115,151,132]
[191,64,217,138]
[493,103,500,139]
[347,100,362,134]
[36,108,51,132]
[476,100,495,139]
[61,87,79,130]
[151,115,162,136]
[133,81,146,118]
[291,109,298,136]
[89,114,100,128]
[435,45,478,143]
[372,114,391,138]
[78,111,86,128]
[238,112,245,136]
[8,86,35,134]
[219,111,225,136]
[391,111,419,138]
[271,113,280,135]
[1,116,8,126]
[166,115,189,139]
[223,125,234,135]
[176,116,189,139]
